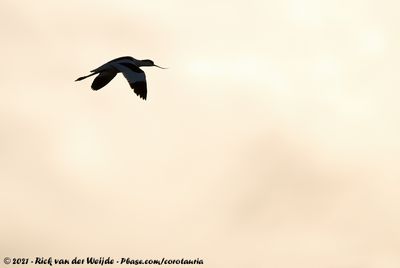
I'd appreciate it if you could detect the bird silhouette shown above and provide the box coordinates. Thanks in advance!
[75,56,166,100]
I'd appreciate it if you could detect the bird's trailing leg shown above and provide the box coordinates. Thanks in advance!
[75,72,97,81]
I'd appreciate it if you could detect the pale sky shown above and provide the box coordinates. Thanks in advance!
[1,1,400,267]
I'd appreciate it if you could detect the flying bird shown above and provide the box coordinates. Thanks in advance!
[75,56,166,100]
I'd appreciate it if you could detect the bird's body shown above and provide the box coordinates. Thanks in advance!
[75,56,165,100]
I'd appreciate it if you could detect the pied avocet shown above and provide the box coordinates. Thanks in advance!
[75,56,166,100]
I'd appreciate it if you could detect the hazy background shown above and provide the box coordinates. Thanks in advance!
[1,0,400,267]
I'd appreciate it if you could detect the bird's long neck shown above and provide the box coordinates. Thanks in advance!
[131,58,146,66]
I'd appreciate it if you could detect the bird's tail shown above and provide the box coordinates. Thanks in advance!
[75,72,96,81]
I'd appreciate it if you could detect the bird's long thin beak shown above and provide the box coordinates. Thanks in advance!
[154,64,167,69]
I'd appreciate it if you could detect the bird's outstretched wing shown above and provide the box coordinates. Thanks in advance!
[90,56,134,73]
[91,71,117,90]
[114,62,147,100]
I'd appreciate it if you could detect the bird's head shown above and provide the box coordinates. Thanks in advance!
[141,59,167,69]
